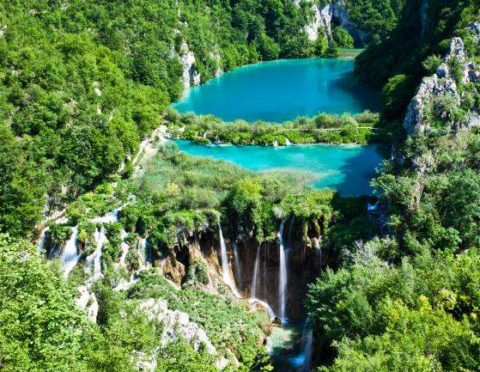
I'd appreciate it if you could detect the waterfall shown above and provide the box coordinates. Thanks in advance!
[232,242,242,285]
[251,245,261,298]
[91,207,120,224]
[86,227,106,281]
[37,227,49,255]
[315,238,322,267]
[61,226,80,278]
[248,298,276,320]
[218,222,241,298]
[138,237,147,266]
[290,318,313,371]
[263,247,267,299]
[116,229,130,270]
[138,237,153,267]
[278,220,288,323]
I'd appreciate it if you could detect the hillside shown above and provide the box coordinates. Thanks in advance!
[1,0,480,371]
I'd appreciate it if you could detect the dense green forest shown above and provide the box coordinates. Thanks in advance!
[0,0,402,238]
[1,0,480,370]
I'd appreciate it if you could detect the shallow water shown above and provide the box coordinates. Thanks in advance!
[175,140,382,196]
[173,58,379,122]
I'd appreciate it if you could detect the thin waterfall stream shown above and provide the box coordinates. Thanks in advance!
[278,221,288,323]
[61,226,80,278]
[233,242,242,285]
[218,221,242,298]
[251,245,261,299]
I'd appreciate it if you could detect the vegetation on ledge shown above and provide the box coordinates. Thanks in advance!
[167,110,385,146]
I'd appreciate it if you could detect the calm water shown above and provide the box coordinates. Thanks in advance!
[173,58,378,122]
[175,140,382,196]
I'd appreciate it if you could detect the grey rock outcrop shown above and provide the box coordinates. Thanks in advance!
[404,26,480,134]
[179,40,201,91]
[299,0,367,45]
[139,298,229,370]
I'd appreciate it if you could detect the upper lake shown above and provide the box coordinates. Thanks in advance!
[173,58,379,122]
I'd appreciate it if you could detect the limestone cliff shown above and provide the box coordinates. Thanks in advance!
[299,0,367,45]
[404,23,480,134]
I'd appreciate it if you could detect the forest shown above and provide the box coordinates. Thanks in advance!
[1,0,480,371]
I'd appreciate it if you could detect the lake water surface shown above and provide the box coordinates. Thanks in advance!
[174,58,379,122]
[176,140,382,196]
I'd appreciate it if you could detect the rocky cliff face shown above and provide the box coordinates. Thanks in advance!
[404,23,480,134]
[178,40,201,91]
[300,0,367,46]
[139,298,229,370]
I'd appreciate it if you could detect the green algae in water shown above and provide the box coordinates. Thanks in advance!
[175,140,383,196]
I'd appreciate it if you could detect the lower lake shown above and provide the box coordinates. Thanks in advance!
[175,140,383,196]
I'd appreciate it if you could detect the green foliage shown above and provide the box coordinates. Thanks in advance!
[422,54,443,73]
[170,110,383,146]
[381,74,416,119]
[332,27,354,48]
[356,0,479,117]
[0,234,100,370]
[127,272,267,368]
[308,249,480,371]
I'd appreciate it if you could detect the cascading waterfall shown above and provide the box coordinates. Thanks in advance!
[138,237,147,266]
[248,245,276,320]
[248,298,276,320]
[251,245,261,298]
[61,226,80,278]
[252,246,260,298]
[263,248,268,298]
[116,229,130,270]
[87,226,107,281]
[91,207,120,224]
[37,227,49,255]
[232,242,242,285]
[218,221,241,298]
[315,238,322,268]
[278,220,288,323]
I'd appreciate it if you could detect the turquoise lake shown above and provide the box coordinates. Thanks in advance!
[173,58,379,122]
[175,140,382,196]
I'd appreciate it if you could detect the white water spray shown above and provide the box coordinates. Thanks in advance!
[278,221,288,322]
[251,245,261,298]
[218,221,241,298]
[116,229,130,270]
[86,227,107,281]
[91,207,120,224]
[37,227,49,255]
[61,226,80,278]
[248,298,276,320]
[232,242,242,285]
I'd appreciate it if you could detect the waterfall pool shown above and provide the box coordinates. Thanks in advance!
[175,140,383,196]
[173,58,379,122]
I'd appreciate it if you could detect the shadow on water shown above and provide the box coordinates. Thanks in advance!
[331,71,381,113]
[334,144,385,197]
